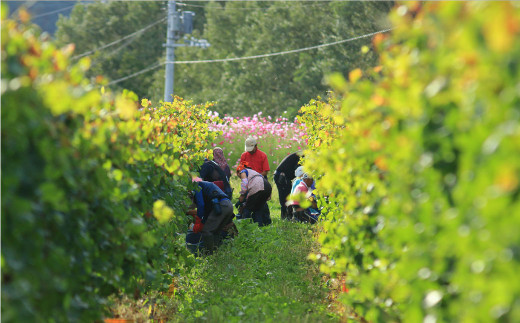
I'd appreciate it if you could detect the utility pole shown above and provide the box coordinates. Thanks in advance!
[163,0,210,102]
[164,0,176,103]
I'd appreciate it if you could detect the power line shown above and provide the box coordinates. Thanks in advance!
[30,4,76,19]
[46,1,325,63]
[8,1,36,19]
[203,0,346,1]
[89,37,137,69]
[169,28,393,64]
[71,17,167,60]
[9,2,95,20]
[3,0,351,1]
[3,0,370,2]
[177,1,327,10]
[106,28,392,86]
[106,62,164,86]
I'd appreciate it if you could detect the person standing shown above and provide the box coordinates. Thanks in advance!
[273,152,302,220]
[240,136,270,178]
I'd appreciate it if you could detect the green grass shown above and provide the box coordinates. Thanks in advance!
[163,178,338,322]
[106,176,341,322]
[168,218,338,322]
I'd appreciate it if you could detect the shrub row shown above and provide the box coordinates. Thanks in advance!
[300,2,520,321]
[1,13,217,321]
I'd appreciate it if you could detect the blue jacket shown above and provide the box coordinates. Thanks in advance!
[194,181,229,223]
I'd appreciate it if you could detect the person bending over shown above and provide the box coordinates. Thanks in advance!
[186,180,235,254]
[287,173,320,224]
[235,163,272,227]
[273,152,302,219]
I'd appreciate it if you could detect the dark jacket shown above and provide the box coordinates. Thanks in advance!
[273,152,301,186]
[199,159,233,199]
[194,181,229,222]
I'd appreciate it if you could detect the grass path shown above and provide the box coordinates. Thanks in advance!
[161,181,341,322]
[169,215,339,322]
[107,181,343,322]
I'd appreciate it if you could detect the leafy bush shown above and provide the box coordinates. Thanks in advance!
[1,11,217,321]
[300,2,520,321]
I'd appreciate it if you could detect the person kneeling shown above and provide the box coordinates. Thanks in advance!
[286,173,320,224]
[186,180,236,255]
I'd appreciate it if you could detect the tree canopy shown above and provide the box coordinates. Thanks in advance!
[55,1,167,99]
[56,1,393,117]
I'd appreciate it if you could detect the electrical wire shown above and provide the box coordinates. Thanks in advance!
[30,4,76,19]
[106,62,164,86]
[89,37,137,69]
[3,0,386,2]
[8,0,36,19]
[106,27,392,86]
[8,2,95,20]
[3,0,360,1]
[71,17,167,61]
[177,1,327,10]
[168,28,392,65]
[6,0,330,23]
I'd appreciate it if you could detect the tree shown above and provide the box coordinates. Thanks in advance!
[56,1,393,117]
[6,1,76,35]
[165,1,393,117]
[55,1,167,99]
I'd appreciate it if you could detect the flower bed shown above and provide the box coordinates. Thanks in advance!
[208,112,307,170]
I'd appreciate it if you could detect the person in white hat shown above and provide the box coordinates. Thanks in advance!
[286,173,319,223]
[291,166,305,195]
[239,136,270,178]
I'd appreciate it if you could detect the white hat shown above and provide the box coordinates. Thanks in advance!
[245,136,257,152]
[295,166,304,178]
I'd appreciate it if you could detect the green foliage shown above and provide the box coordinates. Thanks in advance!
[55,1,392,118]
[1,15,217,322]
[168,1,392,118]
[54,1,166,99]
[300,1,520,321]
[298,92,345,150]
[104,177,341,322]
[169,219,337,322]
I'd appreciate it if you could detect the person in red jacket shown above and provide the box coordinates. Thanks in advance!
[240,136,270,178]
